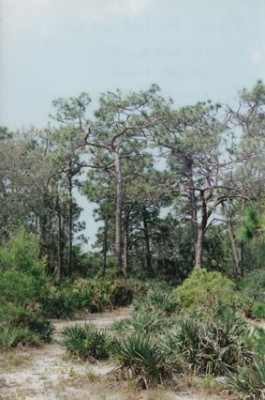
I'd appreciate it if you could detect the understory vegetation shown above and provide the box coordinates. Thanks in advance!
[61,270,265,397]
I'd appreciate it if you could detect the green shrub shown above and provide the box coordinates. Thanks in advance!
[0,311,53,350]
[0,228,47,317]
[238,270,265,304]
[9,311,53,343]
[175,268,236,310]
[133,289,179,316]
[39,283,75,319]
[0,325,40,349]
[63,323,109,360]
[250,302,265,319]
[70,278,135,313]
[225,357,265,399]
[111,334,169,387]
[164,310,251,376]
[110,283,133,307]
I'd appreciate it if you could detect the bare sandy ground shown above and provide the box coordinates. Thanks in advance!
[0,308,237,400]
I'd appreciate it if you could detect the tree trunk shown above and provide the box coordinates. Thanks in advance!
[101,214,109,277]
[194,190,209,268]
[114,151,123,274]
[142,206,153,277]
[67,169,73,278]
[55,190,63,280]
[222,203,243,277]
[194,226,204,268]
[186,159,198,249]
[123,217,129,276]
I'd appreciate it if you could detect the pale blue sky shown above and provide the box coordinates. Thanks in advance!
[1,0,265,248]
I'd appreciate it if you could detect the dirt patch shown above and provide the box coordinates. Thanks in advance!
[0,308,231,400]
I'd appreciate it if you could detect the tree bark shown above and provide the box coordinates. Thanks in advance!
[222,203,243,277]
[114,151,123,274]
[123,216,129,276]
[67,166,73,278]
[194,190,209,268]
[55,189,63,280]
[194,227,204,268]
[101,214,109,277]
[142,206,153,277]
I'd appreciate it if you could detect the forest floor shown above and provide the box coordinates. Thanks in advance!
[0,307,248,400]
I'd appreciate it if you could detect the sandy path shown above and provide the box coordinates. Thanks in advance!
[0,308,231,400]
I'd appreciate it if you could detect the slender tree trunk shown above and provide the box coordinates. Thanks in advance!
[222,203,243,277]
[67,169,73,278]
[123,217,129,276]
[194,226,204,268]
[114,151,123,274]
[55,190,63,280]
[142,206,153,277]
[101,214,109,277]
[194,190,209,268]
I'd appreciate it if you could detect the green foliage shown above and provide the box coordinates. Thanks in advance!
[63,323,109,360]
[175,268,235,309]
[70,278,134,312]
[133,289,179,316]
[225,328,265,399]
[0,311,53,350]
[225,358,265,399]
[0,325,40,350]
[110,283,133,307]
[39,281,75,319]
[239,270,265,304]
[164,308,251,376]
[0,229,47,318]
[250,302,265,319]
[111,334,169,386]
[0,227,45,276]
[9,311,53,343]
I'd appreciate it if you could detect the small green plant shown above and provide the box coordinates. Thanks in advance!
[63,323,109,360]
[225,357,265,399]
[250,302,265,319]
[111,334,169,387]
[133,289,179,316]
[0,325,40,349]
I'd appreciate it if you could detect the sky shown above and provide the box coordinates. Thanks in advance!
[1,0,265,248]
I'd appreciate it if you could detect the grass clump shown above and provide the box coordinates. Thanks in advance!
[62,323,109,361]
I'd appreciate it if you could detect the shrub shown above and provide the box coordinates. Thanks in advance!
[39,283,75,319]
[63,323,109,360]
[225,324,265,398]
[175,268,236,310]
[133,289,179,316]
[239,270,265,304]
[250,302,265,319]
[0,325,40,349]
[9,311,53,343]
[164,310,251,376]
[0,228,47,318]
[110,283,133,307]
[225,357,265,399]
[111,334,169,387]
[0,311,53,350]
